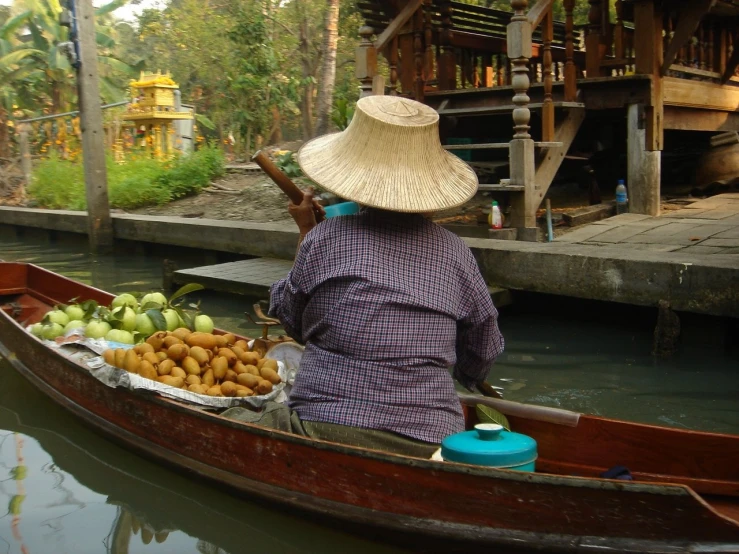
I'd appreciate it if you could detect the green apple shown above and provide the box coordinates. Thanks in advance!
[140,292,167,310]
[105,329,135,345]
[111,293,138,311]
[111,306,137,332]
[30,323,45,338]
[46,309,69,327]
[85,319,112,339]
[161,309,182,332]
[63,320,86,334]
[42,322,64,340]
[64,304,86,321]
[193,314,214,333]
[135,313,157,336]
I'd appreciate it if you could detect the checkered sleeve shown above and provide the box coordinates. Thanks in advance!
[452,254,505,391]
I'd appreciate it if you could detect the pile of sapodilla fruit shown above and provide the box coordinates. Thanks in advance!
[102,328,281,398]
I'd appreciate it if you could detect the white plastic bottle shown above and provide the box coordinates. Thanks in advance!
[616,180,629,214]
[489,200,503,229]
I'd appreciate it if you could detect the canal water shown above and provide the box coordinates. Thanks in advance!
[1,226,738,553]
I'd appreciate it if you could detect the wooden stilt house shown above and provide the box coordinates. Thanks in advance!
[356,0,739,237]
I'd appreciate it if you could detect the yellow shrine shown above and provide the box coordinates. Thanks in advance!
[123,71,193,159]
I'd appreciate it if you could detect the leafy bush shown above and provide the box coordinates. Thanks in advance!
[28,147,227,210]
[275,151,302,178]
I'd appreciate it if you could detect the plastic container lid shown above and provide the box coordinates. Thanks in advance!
[492,200,499,206]
[441,424,537,468]
[324,201,360,218]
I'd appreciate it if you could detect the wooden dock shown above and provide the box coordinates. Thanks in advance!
[172,258,293,297]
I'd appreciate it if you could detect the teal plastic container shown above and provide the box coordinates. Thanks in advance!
[324,201,360,218]
[441,424,537,471]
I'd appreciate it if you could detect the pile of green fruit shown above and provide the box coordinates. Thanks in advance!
[29,284,216,345]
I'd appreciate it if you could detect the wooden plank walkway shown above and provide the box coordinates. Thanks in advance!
[172,258,293,297]
[173,257,513,307]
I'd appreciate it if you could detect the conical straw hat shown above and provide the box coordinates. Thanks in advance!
[297,95,478,213]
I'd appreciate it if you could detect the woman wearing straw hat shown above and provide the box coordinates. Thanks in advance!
[265,95,504,458]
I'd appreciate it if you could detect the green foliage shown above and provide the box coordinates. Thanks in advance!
[331,98,354,131]
[475,404,511,431]
[275,151,302,178]
[29,148,226,209]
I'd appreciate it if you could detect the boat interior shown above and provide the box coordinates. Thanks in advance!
[1,262,738,527]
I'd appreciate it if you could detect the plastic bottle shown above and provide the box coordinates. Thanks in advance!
[489,200,503,229]
[615,180,629,214]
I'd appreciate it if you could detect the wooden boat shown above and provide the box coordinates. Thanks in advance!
[1,262,738,553]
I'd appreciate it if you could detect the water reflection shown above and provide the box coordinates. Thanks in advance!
[0,362,405,554]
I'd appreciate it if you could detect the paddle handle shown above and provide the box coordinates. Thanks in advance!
[251,150,304,205]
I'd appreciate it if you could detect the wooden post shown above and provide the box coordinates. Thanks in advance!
[627,104,661,216]
[615,0,625,60]
[634,0,664,152]
[423,0,434,83]
[541,8,554,142]
[483,53,493,87]
[356,26,377,98]
[508,0,536,232]
[586,0,605,77]
[438,0,456,90]
[414,8,425,100]
[715,25,727,76]
[564,0,577,101]
[389,36,399,96]
[17,123,32,196]
[74,0,113,252]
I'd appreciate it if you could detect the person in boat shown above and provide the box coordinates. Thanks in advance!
[228,96,504,458]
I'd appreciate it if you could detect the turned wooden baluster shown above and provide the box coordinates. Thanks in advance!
[438,0,456,90]
[473,52,481,87]
[698,23,706,70]
[424,0,434,83]
[707,25,715,73]
[663,14,673,66]
[615,0,625,60]
[564,0,577,101]
[586,0,605,77]
[460,50,468,88]
[509,0,531,140]
[497,54,506,86]
[389,36,399,96]
[414,8,424,100]
[688,29,697,67]
[483,53,493,87]
[356,26,377,98]
[542,4,554,142]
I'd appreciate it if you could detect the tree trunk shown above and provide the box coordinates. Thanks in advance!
[0,107,10,159]
[314,0,340,137]
[299,15,314,139]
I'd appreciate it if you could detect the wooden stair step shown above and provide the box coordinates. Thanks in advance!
[438,101,584,117]
[445,141,563,150]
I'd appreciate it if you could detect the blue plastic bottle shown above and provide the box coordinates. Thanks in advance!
[616,180,629,214]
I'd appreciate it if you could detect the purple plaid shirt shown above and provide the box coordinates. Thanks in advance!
[269,209,504,444]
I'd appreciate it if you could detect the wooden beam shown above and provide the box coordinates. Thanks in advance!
[633,0,663,151]
[534,107,586,202]
[374,0,424,52]
[663,77,739,111]
[661,0,716,76]
[526,0,555,29]
[721,35,739,84]
[664,107,739,132]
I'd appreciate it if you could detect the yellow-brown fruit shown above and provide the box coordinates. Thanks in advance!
[240,351,260,366]
[218,348,238,366]
[162,335,183,348]
[141,528,153,545]
[185,374,201,386]
[124,349,140,373]
[257,358,278,371]
[206,385,223,397]
[224,369,238,383]
[189,345,211,366]
[142,352,160,366]
[234,339,249,351]
[156,351,168,361]
[211,356,228,380]
[138,360,158,381]
[181,356,201,376]
[103,349,115,366]
[134,342,155,355]
[201,368,215,387]
[236,372,259,389]
[230,345,247,362]
[255,380,273,395]
[114,348,127,368]
[260,367,281,385]
[166,343,189,362]
[234,384,254,396]
[158,375,184,388]
[220,381,237,397]
[188,384,208,394]
[251,339,268,358]
[185,332,218,350]
[233,361,248,375]
[157,358,175,376]
[145,331,167,350]
[155,531,169,544]
[171,327,192,341]
[214,334,229,348]
[170,367,186,379]
[222,333,236,345]
[244,364,260,377]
